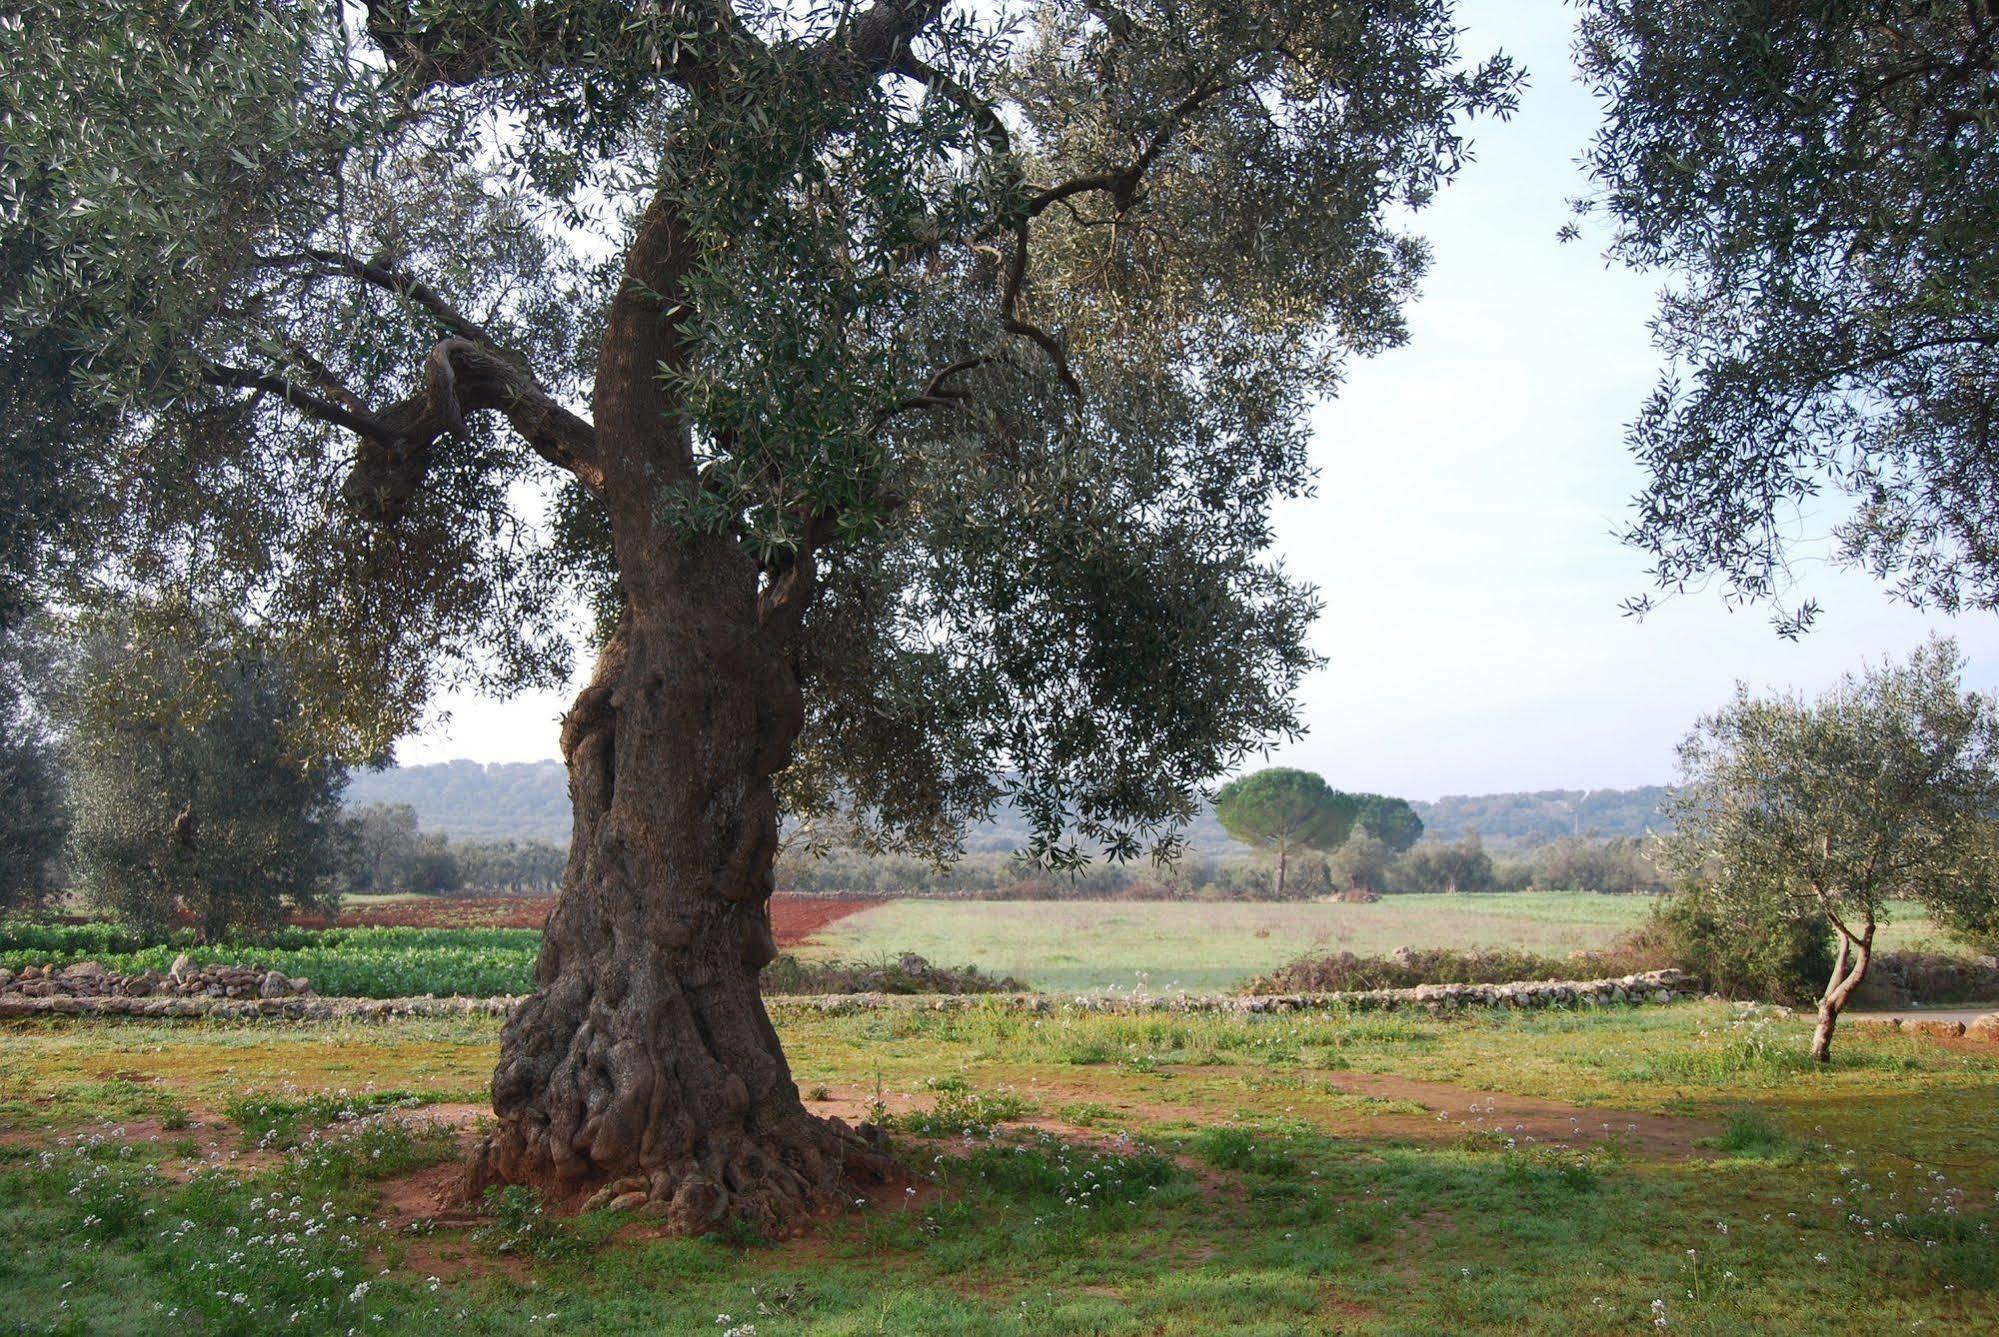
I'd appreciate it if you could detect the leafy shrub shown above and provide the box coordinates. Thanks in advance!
[891,1087,1038,1137]
[1656,882,1834,1006]
[761,952,1023,995]
[1245,933,1674,993]
[1498,1144,1604,1193]
[1705,1108,1809,1162]
[1192,1126,1297,1177]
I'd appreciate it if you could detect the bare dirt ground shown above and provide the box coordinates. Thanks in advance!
[800,1071,1716,1160]
[283,893,887,940]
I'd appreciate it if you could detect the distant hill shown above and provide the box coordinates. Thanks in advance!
[1412,787,1671,849]
[346,760,572,842]
[344,760,1243,851]
[346,761,1669,853]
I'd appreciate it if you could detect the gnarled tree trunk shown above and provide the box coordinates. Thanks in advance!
[464,552,897,1231]
[465,200,897,1234]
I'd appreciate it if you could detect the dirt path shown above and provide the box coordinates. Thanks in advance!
[800,1067,1715,1160]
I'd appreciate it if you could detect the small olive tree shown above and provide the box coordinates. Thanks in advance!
[1327,832,1392,895]
[1213,767,1356,899]
[1661,638,1999,1061]
[0,630,66,912]
[62,609,348,940]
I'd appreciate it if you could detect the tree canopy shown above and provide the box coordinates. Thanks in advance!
[1576,1,1999,631]
[0,0,1518,863]
[1213,766,1358,896]
[1349,793,1424,852]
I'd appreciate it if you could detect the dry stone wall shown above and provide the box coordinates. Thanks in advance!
[1,967,1702,1021]
[0,955,311,1001]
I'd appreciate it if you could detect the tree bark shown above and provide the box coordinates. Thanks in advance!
[464,196,898,1234]
[1809,923,1873,1063]
[463,560,898,1232]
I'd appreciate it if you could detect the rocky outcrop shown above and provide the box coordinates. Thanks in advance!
[0,960,312,1001]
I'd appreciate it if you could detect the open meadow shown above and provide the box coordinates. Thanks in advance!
[2,998,1995,1334]
[794,894,1958,994]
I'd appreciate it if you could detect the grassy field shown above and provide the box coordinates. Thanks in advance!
[1,998,1994,1334]
[797,894,1955,993]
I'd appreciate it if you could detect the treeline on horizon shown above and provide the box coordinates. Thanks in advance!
[350,760,1674,854]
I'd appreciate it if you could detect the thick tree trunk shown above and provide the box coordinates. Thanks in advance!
[1809,926,1872,1064]
[465,197,897,1233]
[465,565,898,1231]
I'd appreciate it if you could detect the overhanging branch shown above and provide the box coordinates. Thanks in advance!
[203,363,387,441]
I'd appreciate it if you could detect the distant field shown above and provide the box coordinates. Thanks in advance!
[797,893,1957,993]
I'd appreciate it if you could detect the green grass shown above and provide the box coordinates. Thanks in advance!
[796,894,1958,993]
[0,997,1993,1333]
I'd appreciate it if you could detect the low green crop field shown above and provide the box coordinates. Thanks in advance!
[0,924,540,998]
[795,894,1957,993]
[1,998,1994,1334]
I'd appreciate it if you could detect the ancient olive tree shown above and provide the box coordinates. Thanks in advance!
[1660,638,1999,1062]
[1574,1,1999,631]
[1213,767,1358,899]
[2,0,1515,1227]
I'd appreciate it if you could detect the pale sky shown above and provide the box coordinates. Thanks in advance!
[399,0,1999,799]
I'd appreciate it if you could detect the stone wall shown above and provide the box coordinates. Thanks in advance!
[783,969,1701,1015]
[0,956,311,1001]
[0,967,1700,1023]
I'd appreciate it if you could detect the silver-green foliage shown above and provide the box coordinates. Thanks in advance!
[1576,1,1999,630]
[1660,637,1999,1034]
[2,0,1518,861]
[61,608,349,937]
[0,630,65,909]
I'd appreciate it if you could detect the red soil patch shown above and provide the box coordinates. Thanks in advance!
[283,893,885,940]
[303,898,556,930]
[768,896,885,947]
